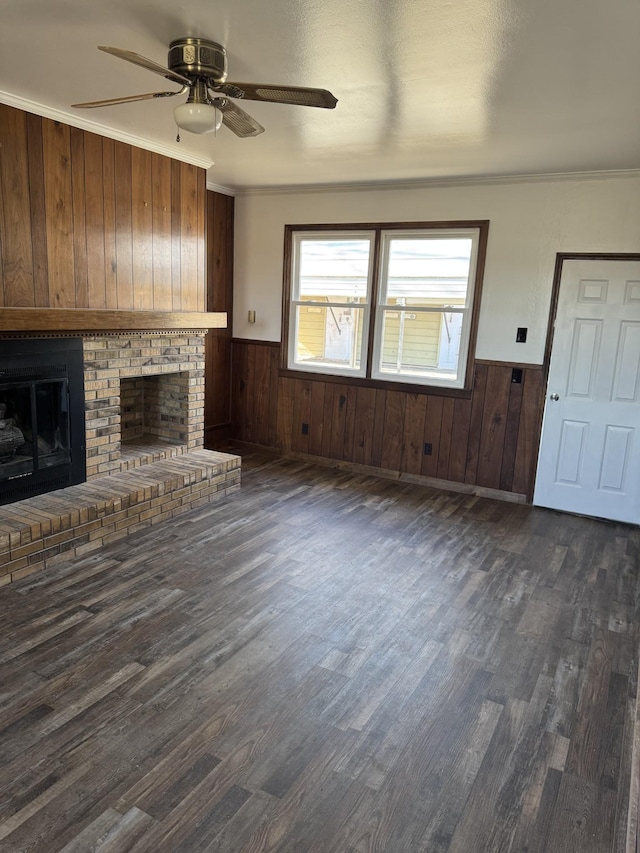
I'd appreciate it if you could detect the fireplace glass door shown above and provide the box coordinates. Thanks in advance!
[0,379,72,478]
[0,338,86,505]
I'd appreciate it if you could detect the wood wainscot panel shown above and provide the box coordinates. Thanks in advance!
[230,339,546,499]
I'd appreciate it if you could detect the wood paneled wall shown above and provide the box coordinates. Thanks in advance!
[0,104,206,311]
[204,190,235,446]
[231,340,545,497]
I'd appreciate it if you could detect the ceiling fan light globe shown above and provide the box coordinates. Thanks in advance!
[173,102,222,134]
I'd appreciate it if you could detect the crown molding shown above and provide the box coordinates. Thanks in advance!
[234,168,640,197]
[206,181,236,196]
[0,90,214,171]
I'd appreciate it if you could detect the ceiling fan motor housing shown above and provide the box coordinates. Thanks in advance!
[168,38,227,83]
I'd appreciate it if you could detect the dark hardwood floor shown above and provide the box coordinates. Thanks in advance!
[0,450,638,852]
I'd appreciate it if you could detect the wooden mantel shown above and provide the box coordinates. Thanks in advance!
[0,308,227,333]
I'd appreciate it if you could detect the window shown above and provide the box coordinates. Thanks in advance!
[284,221,488,391]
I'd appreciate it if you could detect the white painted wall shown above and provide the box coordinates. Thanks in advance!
[233,173,640,364]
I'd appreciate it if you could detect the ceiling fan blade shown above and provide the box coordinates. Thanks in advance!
[72,88,186,109]
[225,82,337,109]
[215,99,265,137]
[98,45,192,87]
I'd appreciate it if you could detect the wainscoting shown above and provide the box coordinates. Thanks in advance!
[231,340,545,499]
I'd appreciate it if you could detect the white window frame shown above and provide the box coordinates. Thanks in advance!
[287,230,376,377]
[371,228,481,389]
[284,222,487,392]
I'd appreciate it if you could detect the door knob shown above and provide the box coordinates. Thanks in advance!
[549,393,560,401]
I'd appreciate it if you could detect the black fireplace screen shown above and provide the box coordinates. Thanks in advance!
[0,339,86,505]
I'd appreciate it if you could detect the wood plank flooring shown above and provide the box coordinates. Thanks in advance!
[0,450,638,852]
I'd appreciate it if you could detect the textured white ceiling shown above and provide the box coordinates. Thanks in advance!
[1,0,639,191]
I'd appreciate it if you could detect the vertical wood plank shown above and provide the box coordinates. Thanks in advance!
[43,119,75,307]
[342,385,358,461]
[204,190,234,446]
[253,344,273,445]
[231,340,248,439]
[102,138,118,308]
[151,153,172,310]
[421,395,443,478]
[292,379,312,454]
[476,365,512,489]
[448,397,472,482]
[171,159,182,311]
[401,392,428,475]
[179,162,199,311]
[205,331,232,436]
[25,113,49,307]
[513,368,545,497]
[70,127,88,308]
[499,376,524,492]
[329,384,350,461]
[0,105,35,306]
[352,386,377,467]
[320,384,337,459]
[314,382,336,459]
[131,147,153,311]
[370,389,387,469]
[196,166,206,311]
[276,376,295,450]
[114,141,133,310]
[308,381,326,457]
[267,345,280,447]
[208,192,234,312]
[380,390,405,471]
[244,342,257,444]
[84,131,107,308]
[465,363,488,484]
[437,396,455,479]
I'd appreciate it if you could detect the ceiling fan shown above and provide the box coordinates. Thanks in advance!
[72,37,338,138]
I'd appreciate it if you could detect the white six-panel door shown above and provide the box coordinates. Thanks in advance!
[534,259,640,524]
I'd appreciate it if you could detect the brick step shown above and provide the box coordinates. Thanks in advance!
[0,450,241,585]
[118,435,189,470]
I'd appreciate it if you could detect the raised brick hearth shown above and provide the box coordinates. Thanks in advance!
[0,330,239,585]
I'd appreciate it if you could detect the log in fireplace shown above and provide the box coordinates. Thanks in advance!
[0,338,86,505]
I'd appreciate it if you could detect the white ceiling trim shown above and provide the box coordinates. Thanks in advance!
[206,181,236,197]
[0,90,214,171]
[234,169,640,198]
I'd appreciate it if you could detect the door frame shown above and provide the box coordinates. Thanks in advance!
[531,251,640,502]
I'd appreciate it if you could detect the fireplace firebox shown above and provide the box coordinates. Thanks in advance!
[0,339,86,505]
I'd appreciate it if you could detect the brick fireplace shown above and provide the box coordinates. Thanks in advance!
[83,333,206,478]
[0,313,239,586]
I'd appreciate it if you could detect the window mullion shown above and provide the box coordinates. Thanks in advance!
[365,228,383,379]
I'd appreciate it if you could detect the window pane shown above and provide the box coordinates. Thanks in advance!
[294,305,365,371]
[385,238,473,307]
[298,239,371,300]
[377,308,463,382]
[288,224,483,389]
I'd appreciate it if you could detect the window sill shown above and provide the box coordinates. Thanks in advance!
[278,367,474,399]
